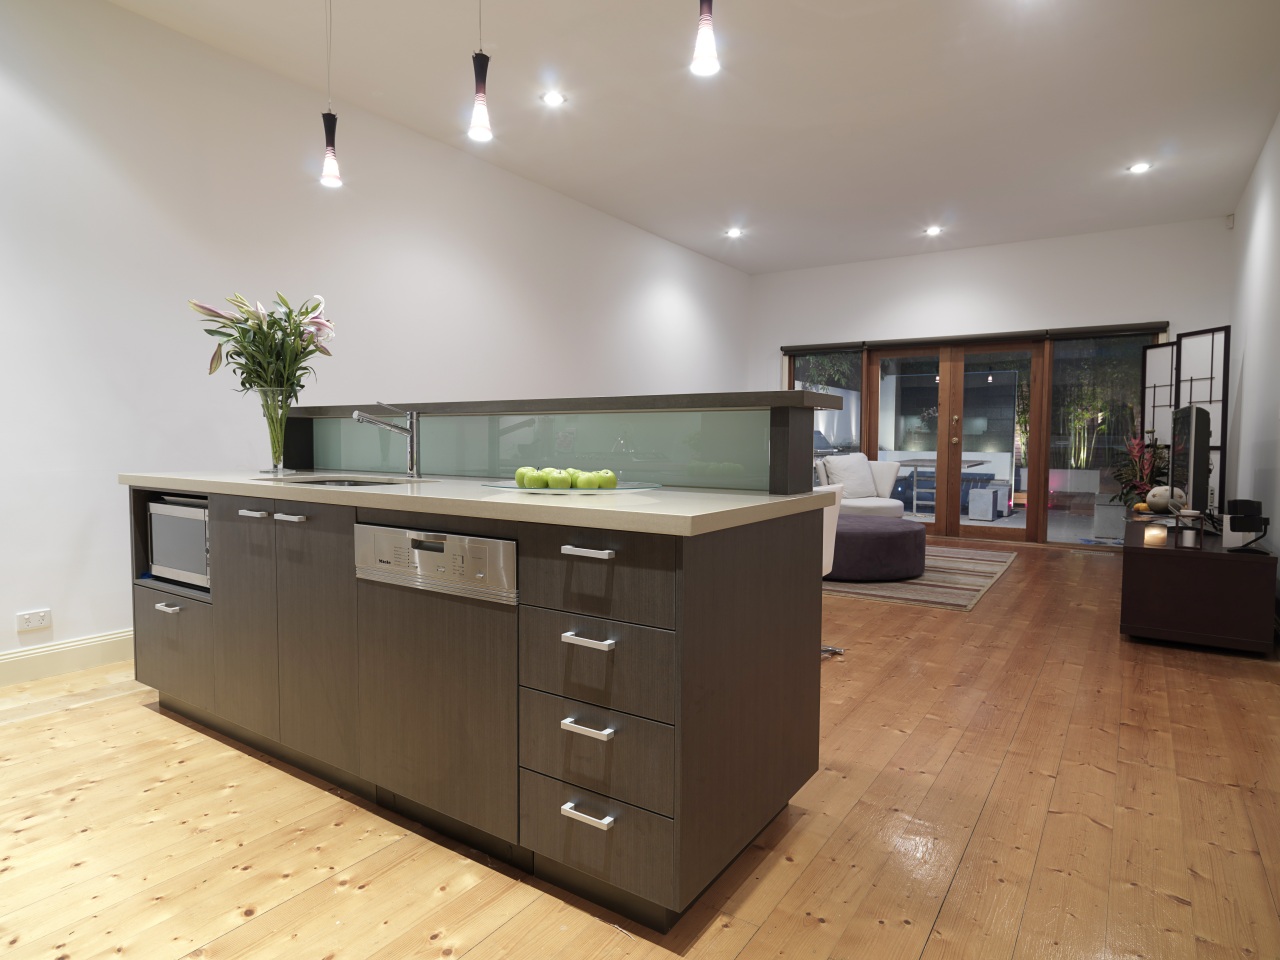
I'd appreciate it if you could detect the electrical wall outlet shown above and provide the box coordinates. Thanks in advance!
[16,609,51,632]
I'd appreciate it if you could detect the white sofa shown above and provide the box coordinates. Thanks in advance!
[816,453,904,518]
[815,483,844,577]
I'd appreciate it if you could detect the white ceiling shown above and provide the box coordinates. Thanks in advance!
[107,0,1280,275]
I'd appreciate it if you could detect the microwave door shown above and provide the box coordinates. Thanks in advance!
[149,503,209,588]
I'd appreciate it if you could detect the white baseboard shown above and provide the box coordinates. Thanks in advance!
[0,630,134,686]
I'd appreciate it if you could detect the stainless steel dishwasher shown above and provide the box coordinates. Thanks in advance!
[354,522,521,844]
[354,523,517,604]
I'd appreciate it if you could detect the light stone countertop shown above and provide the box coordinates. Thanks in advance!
[119,471,836,537]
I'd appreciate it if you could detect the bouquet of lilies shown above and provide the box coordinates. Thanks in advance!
[1111,430,1167,507]
[189,292,335,401]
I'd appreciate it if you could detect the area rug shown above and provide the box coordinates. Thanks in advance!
[822,545,1017,612]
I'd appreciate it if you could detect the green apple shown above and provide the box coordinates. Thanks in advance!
[595,469,618,489]
[547,469,572,489]
[539,466,558,477]
[514,466,536,488]
[573,471,600,490]
[524,471,549,489]
[565,468,582,479]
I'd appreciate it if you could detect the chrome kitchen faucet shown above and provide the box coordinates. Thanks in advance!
[352,402,420,478]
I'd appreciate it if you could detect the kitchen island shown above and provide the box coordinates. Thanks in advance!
[122,469,833,930]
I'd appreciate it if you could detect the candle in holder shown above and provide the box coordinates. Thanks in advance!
[1143,525,1167,546]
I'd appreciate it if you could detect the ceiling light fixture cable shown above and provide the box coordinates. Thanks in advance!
[690,0,720,76]
[468,0,493,142]
[320,0,342,187]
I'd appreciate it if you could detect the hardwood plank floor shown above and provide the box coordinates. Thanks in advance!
[1,543,1277,959]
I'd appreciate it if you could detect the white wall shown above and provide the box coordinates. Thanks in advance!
[1228,107,1280,559]
[745,218,1234,387]
[0,0,750,656]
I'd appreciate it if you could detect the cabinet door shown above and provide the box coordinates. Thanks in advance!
[210,494,280,739]
[276,502,358,770]
[358,579,518,842]
[133,584,215,711]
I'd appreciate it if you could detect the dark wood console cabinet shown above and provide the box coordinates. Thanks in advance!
[1120,521,1277,653]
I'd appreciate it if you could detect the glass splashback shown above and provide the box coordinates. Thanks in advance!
[311,409,773,490]
[313,416,409,474]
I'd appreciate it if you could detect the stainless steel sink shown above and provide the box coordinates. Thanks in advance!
[252,475,439,486]
[296,479,402,487]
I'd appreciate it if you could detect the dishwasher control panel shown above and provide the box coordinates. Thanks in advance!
[354,524,517,605]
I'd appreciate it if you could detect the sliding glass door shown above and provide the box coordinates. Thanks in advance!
[793,331,1155,544]
[868,343,1046,541]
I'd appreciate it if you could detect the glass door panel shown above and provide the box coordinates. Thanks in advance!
[876,354,941,526]
[955,350,1033,539]
[1047,333,1152,545]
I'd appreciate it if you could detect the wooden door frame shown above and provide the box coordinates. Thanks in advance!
[866,340,1049,542]
[943,340,1048,543]
[865,344,947,536]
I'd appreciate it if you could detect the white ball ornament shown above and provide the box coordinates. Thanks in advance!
[1146,486,1188,513]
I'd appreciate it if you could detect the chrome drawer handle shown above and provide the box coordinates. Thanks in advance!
[154,603,181,614]
[560,630,616,651]
[560,801,614,831]
[273,513,308,523]
[561,717,616,741]
[238,509,269,518]
[561,545,615,560]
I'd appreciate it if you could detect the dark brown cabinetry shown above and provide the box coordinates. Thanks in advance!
[516,510,822,921]
[209,495,280,738]
[208,495,357,765]
[132,583,215,711]
[1121,522,1277,653]
[132,487,822,931]
[520,525,677,629]
[357,579,519,842]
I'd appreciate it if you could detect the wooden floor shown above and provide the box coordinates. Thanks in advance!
[3,543,1279,959]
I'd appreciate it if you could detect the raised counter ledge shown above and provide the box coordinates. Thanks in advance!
[288,389,842,418]
[119,472,836,537]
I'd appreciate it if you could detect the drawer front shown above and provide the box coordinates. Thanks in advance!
[520,768,675,908]
[519,606,677,723]
[519,688,675,816]
[132,584,215,711]
[519,525,677,629]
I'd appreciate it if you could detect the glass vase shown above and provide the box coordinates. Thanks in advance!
[256,387,292,474]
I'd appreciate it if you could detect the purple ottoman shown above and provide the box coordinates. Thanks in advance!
[826,515,926,582]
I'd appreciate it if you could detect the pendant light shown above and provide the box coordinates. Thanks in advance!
[468,0,493,142]
[690,0,720,76]
[320,0,342,187]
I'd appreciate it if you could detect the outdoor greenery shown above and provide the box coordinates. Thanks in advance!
[794,351,862,392]
[1050,335,1149,470]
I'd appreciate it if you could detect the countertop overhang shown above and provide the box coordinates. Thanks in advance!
[120,472,836,537]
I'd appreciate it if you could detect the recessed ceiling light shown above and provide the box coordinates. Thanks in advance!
[541,90,566,107]
[725,227,744,238]
[1127,162,1153,174]
[924,225,943,237]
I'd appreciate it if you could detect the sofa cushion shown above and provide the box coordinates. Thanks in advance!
[868,460,900,499]
[839,496,905,518]
[823,453,877,500]
[815,458,829,487]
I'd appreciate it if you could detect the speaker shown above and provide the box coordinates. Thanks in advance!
[1227,499,1262,516]
[1222,511,1270,550]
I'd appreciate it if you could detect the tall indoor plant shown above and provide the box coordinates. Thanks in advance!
[190,293,335,472]
[1111,430,1167,507]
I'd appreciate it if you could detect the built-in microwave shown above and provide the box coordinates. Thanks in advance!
[148,497,209,589]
